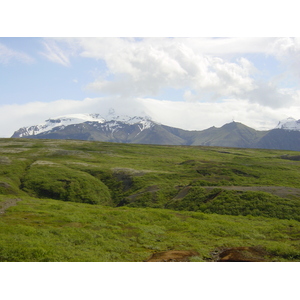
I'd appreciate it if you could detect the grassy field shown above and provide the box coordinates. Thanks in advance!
[1,138,300,261]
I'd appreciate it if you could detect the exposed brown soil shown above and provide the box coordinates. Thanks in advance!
[146,250,199,262]
[0,182,12,189]
[173,185,300,200]
[214,246,267,262]
[127,185,161,201]
[0,198,22,214]
[146,247,267,262]
[0,182,18,195]
[172,186,192,200]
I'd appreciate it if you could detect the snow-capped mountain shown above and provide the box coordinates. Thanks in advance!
[12,112,155,137]
[11,114,300,151]
[13,114,105,137]
[275,117,300,131]
[12,113,155,138]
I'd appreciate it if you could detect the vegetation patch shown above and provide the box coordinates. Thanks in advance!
[1,197,300,262]
[166,187,300,221]
[21,163,111,205]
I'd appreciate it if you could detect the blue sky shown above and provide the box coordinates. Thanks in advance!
[1,37,300,137]
[0,37,105,104]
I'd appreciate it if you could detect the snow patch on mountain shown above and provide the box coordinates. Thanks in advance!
[89,116,155,135]
[14,114,105,137]
[12,113,155,137]
[275,117,300,131]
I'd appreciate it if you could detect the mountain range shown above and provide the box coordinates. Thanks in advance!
[11,114,300,151]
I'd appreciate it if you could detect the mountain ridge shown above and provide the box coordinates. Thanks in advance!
[11,114,300,151]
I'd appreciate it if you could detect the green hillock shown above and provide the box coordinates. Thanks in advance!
[21,162,111,205]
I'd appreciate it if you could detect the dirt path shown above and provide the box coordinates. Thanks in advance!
[203,186,300,199]
[0,198,22,214]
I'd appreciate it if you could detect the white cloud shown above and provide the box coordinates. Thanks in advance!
[174,37,277,55]
[35,38,300,110]
[246,81,300,108]
[269,37,300,79]
[0,43,34,64]
[40,39,72,66]
[138,97,298,131]
[68,37,257,100]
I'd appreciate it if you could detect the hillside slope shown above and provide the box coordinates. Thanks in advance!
[255,129,300,151]
[1,138,300,261]
[1,137,300,218]
[190,122,266,147]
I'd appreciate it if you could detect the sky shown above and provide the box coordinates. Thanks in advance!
[1,37,300,137]
[1,3,300,137]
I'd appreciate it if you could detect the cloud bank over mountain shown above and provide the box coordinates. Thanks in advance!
[1,37,300,137]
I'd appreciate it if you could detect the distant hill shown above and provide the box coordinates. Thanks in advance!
[11,114,300,151]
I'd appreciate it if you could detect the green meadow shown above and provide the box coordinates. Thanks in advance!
[1,138,300,261]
